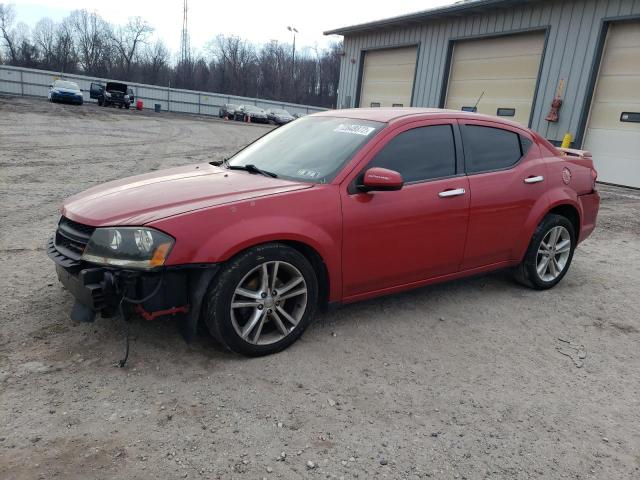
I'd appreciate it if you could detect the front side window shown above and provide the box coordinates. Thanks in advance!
[366,125,457,183]
[461,125,526,173]
[228,116,384,183]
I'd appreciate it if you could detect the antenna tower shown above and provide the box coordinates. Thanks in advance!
[180,0,189,64]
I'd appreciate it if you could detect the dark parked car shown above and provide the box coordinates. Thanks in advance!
[266,109,295,125]
[90,81,132,109]
[48,108,599,358]
[219,103,239,119]
[236,105,269,123]
[48,80,83,105]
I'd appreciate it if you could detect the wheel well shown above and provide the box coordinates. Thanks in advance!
[548,204,580,235]
[280,240,330,311]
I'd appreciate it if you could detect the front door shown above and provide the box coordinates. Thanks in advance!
[89,82,104,99]
[341,121,470,299]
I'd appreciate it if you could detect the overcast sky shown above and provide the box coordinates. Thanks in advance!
[13,0,453,56]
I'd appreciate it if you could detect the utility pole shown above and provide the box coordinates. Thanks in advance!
[287,26,298,78]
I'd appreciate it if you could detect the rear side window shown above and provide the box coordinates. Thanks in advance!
[367,125,456,183]
[462,125,526,174]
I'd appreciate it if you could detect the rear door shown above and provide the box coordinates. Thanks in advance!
[341,120,470,298]
[89,82,104,99]
[459,120,547,269]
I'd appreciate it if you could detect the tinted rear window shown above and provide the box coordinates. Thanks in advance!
[461,125,523,173]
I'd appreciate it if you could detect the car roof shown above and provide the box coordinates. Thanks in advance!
[310,107,526,129]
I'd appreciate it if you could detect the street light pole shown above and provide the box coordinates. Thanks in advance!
[287,26,298,78]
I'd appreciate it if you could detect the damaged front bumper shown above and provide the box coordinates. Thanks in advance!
[48,236,218,342]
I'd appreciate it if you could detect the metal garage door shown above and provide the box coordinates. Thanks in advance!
[359,46,417,108]
[583,21,640,188]
[445,31,545,126]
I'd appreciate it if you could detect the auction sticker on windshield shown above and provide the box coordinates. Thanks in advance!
[334,124,376,136]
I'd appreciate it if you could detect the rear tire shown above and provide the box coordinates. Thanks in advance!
[203,243,318,356]
[514,214,576,290]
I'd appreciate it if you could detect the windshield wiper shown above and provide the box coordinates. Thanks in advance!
[227,163,278,178]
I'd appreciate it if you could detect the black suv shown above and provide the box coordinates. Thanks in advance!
[90,82,133,109]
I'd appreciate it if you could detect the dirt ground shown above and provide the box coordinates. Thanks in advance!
[1,95,639,480]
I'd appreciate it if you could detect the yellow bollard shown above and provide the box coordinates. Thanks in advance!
[561,133,572,149]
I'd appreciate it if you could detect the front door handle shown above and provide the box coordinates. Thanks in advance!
[438,188,466,198]
[524,175,544,184]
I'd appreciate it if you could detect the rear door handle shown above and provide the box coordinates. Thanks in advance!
[524,175,544,184]
[438,188,466,198]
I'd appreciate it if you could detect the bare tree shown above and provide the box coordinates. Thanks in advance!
[140,39,170,85]
[0,8,340,108]
[111,16,152,76]
[33,17,57,68]
[53,17,76,73]
[0,3,18,63]
[70,9,110,74]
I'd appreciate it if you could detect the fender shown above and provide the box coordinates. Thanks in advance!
[149,186,343,301]
[199,217,341,302]
[513,186,581,262]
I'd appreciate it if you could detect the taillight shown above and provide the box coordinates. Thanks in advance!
[591,168,598,191]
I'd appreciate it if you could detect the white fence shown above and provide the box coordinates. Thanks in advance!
[0,65,327,117]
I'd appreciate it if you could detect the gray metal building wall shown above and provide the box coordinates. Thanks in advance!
[335,0,640,144]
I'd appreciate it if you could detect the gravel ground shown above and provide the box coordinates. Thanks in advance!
[1,95,639,480]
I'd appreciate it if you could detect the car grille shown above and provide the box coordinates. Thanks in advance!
[48,217,95,268]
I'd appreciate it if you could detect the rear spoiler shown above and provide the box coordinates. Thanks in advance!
[557,147,592,158]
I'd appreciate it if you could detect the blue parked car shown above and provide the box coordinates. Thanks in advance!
[48,79,84,105]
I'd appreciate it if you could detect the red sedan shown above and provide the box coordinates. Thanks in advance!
[48,108,600,357]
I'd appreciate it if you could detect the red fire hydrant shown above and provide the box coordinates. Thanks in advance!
[136,100,143,111]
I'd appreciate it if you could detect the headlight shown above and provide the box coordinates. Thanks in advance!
[105,91,111,97]
[81,227,174,270]
[124,94,130,99]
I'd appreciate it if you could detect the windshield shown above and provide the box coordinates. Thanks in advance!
[244,106,263,113]
[228,116,384,183]
[54,80,79,90]
[272,109,290,115]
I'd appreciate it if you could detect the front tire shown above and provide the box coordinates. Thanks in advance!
[514,214,576,290]
[204,243,318,356]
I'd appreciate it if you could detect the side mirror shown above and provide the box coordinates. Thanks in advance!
[48,84,53,88]
[358,167,404,192]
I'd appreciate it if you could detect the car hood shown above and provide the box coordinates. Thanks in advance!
[62,163,312,226]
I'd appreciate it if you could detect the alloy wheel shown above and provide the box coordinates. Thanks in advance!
[230,261,308,345]
[536,226,571,282]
